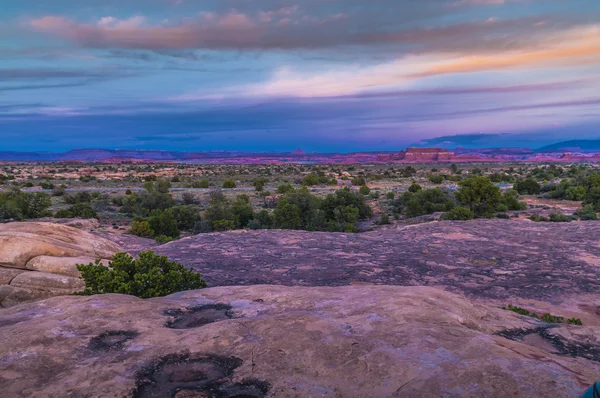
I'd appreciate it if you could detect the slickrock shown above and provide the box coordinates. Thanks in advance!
[0,285,598,397]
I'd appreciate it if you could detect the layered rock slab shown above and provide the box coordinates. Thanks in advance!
[0,285,598,397]
[0,222,123,307]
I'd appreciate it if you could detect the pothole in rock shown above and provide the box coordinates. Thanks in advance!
[133,353,270,398]
[88,330,138,351]
[165,304,234,329]
[497,327,600,362]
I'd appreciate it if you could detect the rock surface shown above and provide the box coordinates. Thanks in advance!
[0,222,123,307]
[0,285,598,397]
[151,220,600,314]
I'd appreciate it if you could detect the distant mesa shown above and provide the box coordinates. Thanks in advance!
[290,148,306,155]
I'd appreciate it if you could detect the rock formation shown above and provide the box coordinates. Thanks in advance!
[0,285,598,397]
[0,222,123,307]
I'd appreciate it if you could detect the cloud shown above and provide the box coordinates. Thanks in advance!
[24,3,591,55]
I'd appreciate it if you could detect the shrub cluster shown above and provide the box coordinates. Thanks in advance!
[76,251,206,298]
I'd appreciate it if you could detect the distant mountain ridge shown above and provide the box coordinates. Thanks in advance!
[536,140,600,152]
[2,146,600,163]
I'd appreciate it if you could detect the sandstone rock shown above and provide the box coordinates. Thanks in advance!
[0,222,122,259]
[0,267,24,285]
[0,285,598,397]
[25,256,108,278]
[0,222,123,307]
[10,271,85,291]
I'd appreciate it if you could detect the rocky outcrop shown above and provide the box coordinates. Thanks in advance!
[0,285,598,397]
[0,222,123,307]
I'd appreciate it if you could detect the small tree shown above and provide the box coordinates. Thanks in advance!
[76,251,206,298]
[456,176,501,217]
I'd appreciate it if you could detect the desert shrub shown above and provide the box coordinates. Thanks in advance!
[496,213,510,219]
[565,186,586,201]
[253,178,266,192]
[40,182,54,190]
[456,176,501,217]
[386,192,395,200]
[64,191,92,204]
[408,183,422,193]
[513,178,541,195]
[129,220,155,238]
[359,185,371,195]
[0,189,52,220]
[192,220,213,234]
[500,191,527,211]
[148,209,180,238]
[277,183,294,194]
[504,304,530,316]
[155,235,173,244]
[273,199,301,229]
[67,203,98,219]
[302,174,319,186]
[394,188,454,218]
[193,179,210,189]
[170,205,201,231]
[428,175,444,184]
[440,207,474,221]
[222,179,236,188]
[253,209,273,229]
[52,186,66,196]
[549,213,571,222]
[231,195,254,228]
[125,189,132,195]
[247,219,264,230]
[567,318,583,325]
[351,176,366,186]
[327,205,359,232]
[76,251,206,298]
[576,205,598,220]
[378,213,391,225]
[181,192,199,205]
[213,219,236,231]
[54,209,73,218]
[540,313,564,323]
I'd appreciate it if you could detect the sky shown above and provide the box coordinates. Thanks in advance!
[1,0,599,152]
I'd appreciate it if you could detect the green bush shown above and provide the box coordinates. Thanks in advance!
[440,207,474,220]
[359,185,371,195]
[378,213,391,225]
[0,189,52,220]
[277,183,294,194]
[302,174,319,186]
[76,251,206,298]
[129,220,155,238]
[213,219,236,231]
[68,203,98,219]
[408,183,422,193]
[549,213,571,222]
[155,235,173,244]
[513,178,541,195]
[428,175,444,184]
[394,188,454,218]
[195,179,210,188]
[456,176,501,217]
[567,318,583,325]
[148,209,180,238]
[222,179,236,189]
[386,192,395,200]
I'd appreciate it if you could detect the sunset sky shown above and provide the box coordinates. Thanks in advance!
[1,0,599,152]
